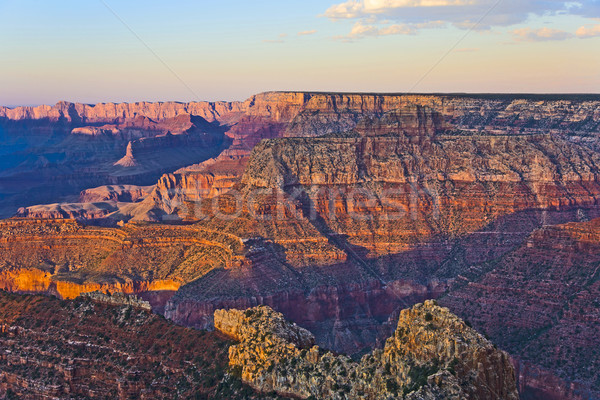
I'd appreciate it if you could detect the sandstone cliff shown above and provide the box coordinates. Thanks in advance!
[215,302,519,399]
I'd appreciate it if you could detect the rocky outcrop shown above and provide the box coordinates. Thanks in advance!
[15,201,120,221]
[78,184,153,203]
[80,290,152,310]
[215,302,519,399]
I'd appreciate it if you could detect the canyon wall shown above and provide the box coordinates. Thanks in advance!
[3,92,600,219]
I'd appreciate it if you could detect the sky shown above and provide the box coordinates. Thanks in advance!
[0,0,599,105]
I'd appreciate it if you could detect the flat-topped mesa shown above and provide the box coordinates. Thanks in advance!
[354,105,449,137]
[80,290,152,310]
[214,301,519,400]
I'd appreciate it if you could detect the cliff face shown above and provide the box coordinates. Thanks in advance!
[236,108,600,262]
[215,302,519,399]
[3,92,600,219]
[0,219,244,308]
[440,217,600,400]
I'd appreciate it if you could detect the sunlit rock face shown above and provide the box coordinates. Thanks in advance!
[215,302,519,400]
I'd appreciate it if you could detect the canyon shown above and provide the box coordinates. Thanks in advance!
[5,92,600,221]
[1,92,600,399]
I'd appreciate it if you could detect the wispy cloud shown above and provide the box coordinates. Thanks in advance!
[322,0,599,34]
[298,30,317,36]
[576,24,600,38]
[512,27,573,42]
[324,0,476,19]
[339,20,444,39]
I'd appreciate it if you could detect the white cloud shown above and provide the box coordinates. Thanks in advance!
[323,0,600,30]
[512,27,574,42]
[325,0,476,19]
[298,30,318,36]
[576,24,600,38]
[341,20,444,39]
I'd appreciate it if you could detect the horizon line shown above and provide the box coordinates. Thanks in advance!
[3,91,600,109]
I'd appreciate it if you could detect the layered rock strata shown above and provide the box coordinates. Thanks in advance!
[4,92,600,219]
[441,217,600,400]
[0,219,244,309]
[0,292,270,399]
[165,106,600,346]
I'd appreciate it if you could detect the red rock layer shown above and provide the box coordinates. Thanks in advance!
[441,218,600,399]
[0,292,262,399]
[0,219,244,308]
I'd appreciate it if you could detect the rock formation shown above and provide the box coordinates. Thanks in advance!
[80,290,152,310]
[78,184,153,203]
[3,92,599,219]
[0,219,243,310]
[215,302,519,399]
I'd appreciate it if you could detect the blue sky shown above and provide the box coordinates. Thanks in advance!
[1,0,599,105]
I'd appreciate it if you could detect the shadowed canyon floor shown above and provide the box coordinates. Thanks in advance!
[1,93,600,399]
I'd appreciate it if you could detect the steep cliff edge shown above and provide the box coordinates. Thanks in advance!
[215,302,519,399]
